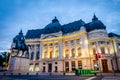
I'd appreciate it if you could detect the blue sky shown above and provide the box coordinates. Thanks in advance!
[0,0,120,50]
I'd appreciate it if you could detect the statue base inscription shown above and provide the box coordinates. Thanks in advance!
[9,56,29,72]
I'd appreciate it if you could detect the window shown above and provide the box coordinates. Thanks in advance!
[71,48,75,58]
[71,40,74,45]
[76,39,80,44]
[78,60,82,69]
[36,52,40,60]
[55,50,58,58]
[34,63,39,72]
[65,41,68,46]
[71,61,76,72]
[31,52,34,60]
[78,47,81,57]
[44,51,47,58]
[55,62,57,64]
[43,63,46,65]
[65,62,69,72]
[101,47,105,54]
[65,50,69,58]
[50,51,53,58]
[98,41,105,44]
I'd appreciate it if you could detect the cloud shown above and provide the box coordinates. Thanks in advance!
[0,0,120,50]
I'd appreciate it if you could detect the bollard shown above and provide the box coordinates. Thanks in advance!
[11,73,13,75]
[36,72,38,75]
[50,72,52,76]
[3,73,6,76]
[27,72,29,75]
[94,73,97,76]
[18,73,21,75]
[63,72,65,76]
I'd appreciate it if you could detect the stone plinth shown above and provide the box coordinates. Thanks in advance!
[9,56,29,72]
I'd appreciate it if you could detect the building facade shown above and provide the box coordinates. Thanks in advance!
[15,15,120,73]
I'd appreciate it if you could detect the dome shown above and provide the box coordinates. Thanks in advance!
[85,14,106,32]
[44,17,61,34]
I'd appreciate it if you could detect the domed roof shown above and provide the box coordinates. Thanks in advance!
[85,14,106,32]
[44,17,61,34]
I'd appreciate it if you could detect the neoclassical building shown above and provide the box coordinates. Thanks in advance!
[14,15,120,73]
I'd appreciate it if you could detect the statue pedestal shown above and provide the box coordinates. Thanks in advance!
[9,56,29,73]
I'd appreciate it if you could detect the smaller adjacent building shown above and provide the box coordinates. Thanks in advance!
[10,15,120,73]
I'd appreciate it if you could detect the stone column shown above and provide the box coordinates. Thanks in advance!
[69,61,71,72]
[39,42,43,60]
[59,40,63,59]
[28,45,31,59]
[75,60,78,69]
[47,43,49,58]
[34,44,37,61]
[69,41,71,58]
[74,40,78,57]
[53,42,55,58]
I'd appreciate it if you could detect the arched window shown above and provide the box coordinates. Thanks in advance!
[36,52,40,60]
[55,50,58,58]
[78,47,82,57]
[31,52,34,60]
[50,51,53,58]
[71,48,75,58]
[65,49,69,58]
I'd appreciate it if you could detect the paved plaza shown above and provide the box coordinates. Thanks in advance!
[0,72,120,80]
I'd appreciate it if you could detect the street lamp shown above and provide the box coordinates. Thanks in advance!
[95,52,102,76]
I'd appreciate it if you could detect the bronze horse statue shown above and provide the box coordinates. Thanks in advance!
[11,30,29,58]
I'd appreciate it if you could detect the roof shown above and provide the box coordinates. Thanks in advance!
[84,14,106,32]
[25,19,85,39]
[25,15,107,39]
[108,33,120,38]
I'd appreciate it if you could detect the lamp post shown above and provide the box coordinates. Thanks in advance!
[95,52,102,76]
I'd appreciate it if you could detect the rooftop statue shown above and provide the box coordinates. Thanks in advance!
[11,30,29,58]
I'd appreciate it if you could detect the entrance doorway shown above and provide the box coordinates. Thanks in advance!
[102,59,108,73]
[48,63,52,72]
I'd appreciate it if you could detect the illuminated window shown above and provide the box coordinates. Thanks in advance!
[55,50,58,58]
[76,39,80,44]
[78,60,82,69]
[78,47,81,57]
[71,61,75,72]
[65,62,69,72]
[44,51,47,58]
[29,63,34,71]
[71,40,74,45]
[65,50,69,58]
[34,63,39,72]
[101,47,105,54]
[50,51,53,58]
[71,48,75,58]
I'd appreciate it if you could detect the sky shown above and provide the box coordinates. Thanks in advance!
[0,0,120,50]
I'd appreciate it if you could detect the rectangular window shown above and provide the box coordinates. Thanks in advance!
[101,47,105,54]
[71,61,75,72]
[65,62,69,72]
[78,60,82,69]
